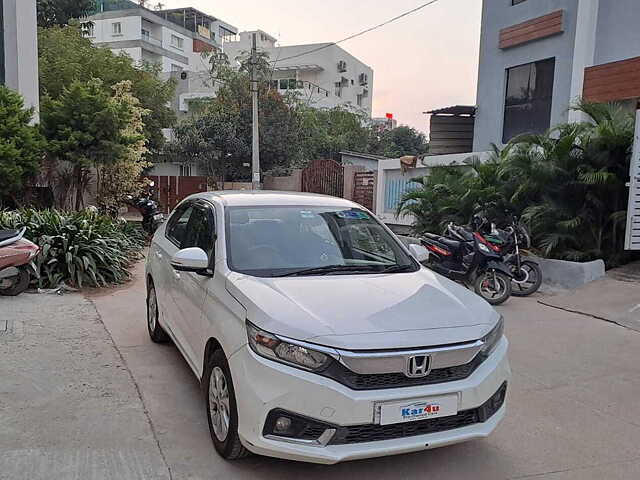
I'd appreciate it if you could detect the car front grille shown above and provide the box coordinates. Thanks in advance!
[320,353,485,391]
[328,382,507,445]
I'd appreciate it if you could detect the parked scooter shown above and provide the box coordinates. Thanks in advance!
[126,183,165,234]
[0,227,40,296]
[421,227,514,305]
[445,215,543,297]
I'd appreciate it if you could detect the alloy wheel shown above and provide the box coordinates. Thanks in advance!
[209,366,231,442]
[148,287,158,331]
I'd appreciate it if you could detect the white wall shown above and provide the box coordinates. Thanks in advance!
[2,0,39,118]
[92,16,142,43]
[225,33,374,115]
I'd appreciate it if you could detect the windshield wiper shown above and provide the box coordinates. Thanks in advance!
[380,264,416,273]
[277,265,384,277]
[277,264,414,277]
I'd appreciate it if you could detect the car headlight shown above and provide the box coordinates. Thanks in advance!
[246,322,333,372]
[479,316,504,358]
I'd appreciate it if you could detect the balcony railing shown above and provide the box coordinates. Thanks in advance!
[141,30,163,47]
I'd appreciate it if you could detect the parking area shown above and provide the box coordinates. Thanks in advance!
[2,260,640,479]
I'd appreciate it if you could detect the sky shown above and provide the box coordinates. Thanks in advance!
[156,0,482,134]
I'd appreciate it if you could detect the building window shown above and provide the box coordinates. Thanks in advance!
[357,94,363,107]
[112,22,122,35]
[503,58,555,143]
[512,0,527,4]
[180,164,192,176]
[171,35,184,50]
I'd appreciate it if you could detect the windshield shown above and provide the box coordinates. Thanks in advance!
[225,206,418,277]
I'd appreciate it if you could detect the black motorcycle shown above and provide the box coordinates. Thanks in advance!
[126,187,165,235]
[421,227,514,305]
[484,218,542,297]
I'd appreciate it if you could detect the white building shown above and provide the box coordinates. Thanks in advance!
[1,0,39,118]
[88,0,238,74]
[225,30,374,116]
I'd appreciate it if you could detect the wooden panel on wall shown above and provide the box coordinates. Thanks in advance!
[499,10,564,49]
[583,56,640,103]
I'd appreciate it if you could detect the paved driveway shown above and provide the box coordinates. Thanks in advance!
[87,261,640,480]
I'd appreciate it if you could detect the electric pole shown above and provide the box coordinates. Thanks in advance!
[250,33,261,190]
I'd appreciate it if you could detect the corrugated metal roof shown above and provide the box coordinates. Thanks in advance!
[424,105,476,116]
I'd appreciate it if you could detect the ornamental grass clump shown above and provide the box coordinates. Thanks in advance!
[0,209,146,288]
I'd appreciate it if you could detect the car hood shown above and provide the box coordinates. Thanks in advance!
[226,268,499,350]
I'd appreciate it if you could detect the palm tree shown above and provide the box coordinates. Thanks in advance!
[502,102,635,264]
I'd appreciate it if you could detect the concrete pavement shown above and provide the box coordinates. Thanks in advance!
[87,260,640,480]
[0,292,170,480]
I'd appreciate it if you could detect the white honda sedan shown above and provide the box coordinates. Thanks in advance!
[145,191,510,464]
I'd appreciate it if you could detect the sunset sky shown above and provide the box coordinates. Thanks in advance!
[158,0,482,134]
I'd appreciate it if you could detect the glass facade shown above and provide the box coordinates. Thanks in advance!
[503,58,555,143]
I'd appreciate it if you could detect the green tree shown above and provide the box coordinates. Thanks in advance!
[37,0,95,28]
[369,126,429,158]
[96,81,151,215]
[38,25,176,152]
[41,79,136,210]
[0,87,46,206]
[398,102,637,267]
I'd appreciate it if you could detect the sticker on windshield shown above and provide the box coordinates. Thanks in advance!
[300,210,315,218]
[336,210,370,220]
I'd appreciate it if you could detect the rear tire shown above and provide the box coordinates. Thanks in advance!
[204,349,250,460]
[147,281,170,343]
[474,271,512,305]
[0,269,30,296]
[510,260,542,297]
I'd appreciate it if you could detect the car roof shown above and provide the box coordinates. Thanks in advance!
[187,191,361,208]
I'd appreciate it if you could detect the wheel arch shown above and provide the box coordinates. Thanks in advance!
[202,337,225,384]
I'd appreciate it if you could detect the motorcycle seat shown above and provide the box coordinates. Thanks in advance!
[0,229,21,242]
[424,233,461,251]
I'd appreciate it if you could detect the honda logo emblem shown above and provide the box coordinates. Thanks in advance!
[406,355,432,378]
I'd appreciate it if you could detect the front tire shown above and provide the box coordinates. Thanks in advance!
[0,269,30,296]
[147,281,170,343]
[204,350,249,460]
[510,260,543,297]
[474,270,512,305]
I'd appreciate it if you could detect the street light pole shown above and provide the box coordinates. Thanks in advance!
[250,33,261,190]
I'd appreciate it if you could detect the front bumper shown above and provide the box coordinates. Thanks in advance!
[228,337,510,464]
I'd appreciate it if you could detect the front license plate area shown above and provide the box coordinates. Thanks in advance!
[377,394,459,426]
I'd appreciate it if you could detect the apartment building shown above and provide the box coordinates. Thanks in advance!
[1,0,39,117]
[474,0,640,151]
[88,0,238,74]
[224,30,374,116]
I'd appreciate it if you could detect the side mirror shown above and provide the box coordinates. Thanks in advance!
[409,244,429,263]
[171,247,210,274]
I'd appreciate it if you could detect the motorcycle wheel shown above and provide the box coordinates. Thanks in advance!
[0,269,30,297]
[474,271,512,305]
[510,260,543,297]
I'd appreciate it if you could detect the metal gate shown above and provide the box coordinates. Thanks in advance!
[352,171,376,210]
[302,159,344,198]
[625,111,640,250]
[146,175,208,213]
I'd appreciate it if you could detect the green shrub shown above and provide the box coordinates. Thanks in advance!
[0,209,146,288]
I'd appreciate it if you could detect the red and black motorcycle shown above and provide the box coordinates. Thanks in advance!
[445,216,543,297]
[421,224,514,305]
